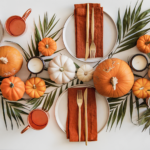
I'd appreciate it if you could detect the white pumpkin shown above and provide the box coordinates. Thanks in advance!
[48,55,76,84]
[77,64,94,82]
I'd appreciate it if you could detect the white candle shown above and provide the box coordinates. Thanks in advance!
[28,58,43,73]
[132,55,147,71]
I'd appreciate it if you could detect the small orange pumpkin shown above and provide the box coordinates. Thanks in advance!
[93,58,134,98]
[132,78,150,98]
[0,46,23,77]
[25,77,46,98]
[1,76,25,101]
[38,37,57,56]
[137,35,150,53]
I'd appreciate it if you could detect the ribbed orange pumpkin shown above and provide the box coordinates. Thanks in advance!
[38,37,57,56]
[0,46,23,77]
[1,76,25,101]
[132,78,150,98]
[93,58,134,98]
[137,35,150,53]
[25,77,46,98]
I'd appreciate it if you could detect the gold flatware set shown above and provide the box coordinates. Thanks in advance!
[85,4,96,60]
[77,88,88,145]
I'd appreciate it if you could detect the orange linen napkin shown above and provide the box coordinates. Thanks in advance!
[66,87,97,142]
[74,3,103,58]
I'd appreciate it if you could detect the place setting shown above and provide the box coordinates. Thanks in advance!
[55,84,109,144]
[63,3,117,62]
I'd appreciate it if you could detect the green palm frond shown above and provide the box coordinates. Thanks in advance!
[110,0,150,57]
[7,13,64,61]
[107,93,130,130]
[1,97,29,130]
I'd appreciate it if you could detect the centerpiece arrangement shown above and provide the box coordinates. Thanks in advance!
[0,0,150,145]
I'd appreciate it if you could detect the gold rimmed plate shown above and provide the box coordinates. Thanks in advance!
[55,84,110,133]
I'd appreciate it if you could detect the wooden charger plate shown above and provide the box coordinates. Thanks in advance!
[55,84,110,134]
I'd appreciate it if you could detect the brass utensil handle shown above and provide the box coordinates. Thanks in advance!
[91,8,94,42]
[78,107,81,142]
[85,105,88,145]
[86,4,89,42]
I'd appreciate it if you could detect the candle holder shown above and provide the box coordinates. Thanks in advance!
[27,56,45,74]
[130,54,148,72]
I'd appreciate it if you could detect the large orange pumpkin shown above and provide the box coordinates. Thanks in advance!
[0,46,23,77]
[25,77,46,98]
[93,58,134,98]
[38,37,57,56]
[1,76,25,101]
[132,78,150,98]
[137,35,150,53]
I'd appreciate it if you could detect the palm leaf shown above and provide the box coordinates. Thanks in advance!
[39,16,44,38]
[131,0,138,24]
[123,8,128,37]
[6,102,13,129]
[134,0,143,22]
[120,97,127,128]
[110,107,118,130]
[135,96,140,119]
[127,7,131,31]
[117,9,122,43]
[112,0,150,57]
[116,102,123,127]
[1,97,7,130]
[130,92,133,122]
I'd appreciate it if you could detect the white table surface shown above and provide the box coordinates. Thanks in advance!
[0,0,150,149]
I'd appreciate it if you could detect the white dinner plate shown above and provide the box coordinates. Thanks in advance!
[55,84,110,133]
[63,11,117,62]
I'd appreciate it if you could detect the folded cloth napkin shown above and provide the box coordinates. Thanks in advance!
[74,3,103,58]
[66,87,97,142]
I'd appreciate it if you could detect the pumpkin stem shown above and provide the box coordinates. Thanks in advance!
[110,77,118,90]
[59,67,64,72]
[10,82,14,88]
[145,41,150,45]
[0,57,8,64]
[45,44,49,48]
[139,87,144,90]
[33,84,36,89]
[84,72,88,76]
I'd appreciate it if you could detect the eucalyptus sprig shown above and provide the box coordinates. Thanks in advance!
[109,0,150,58]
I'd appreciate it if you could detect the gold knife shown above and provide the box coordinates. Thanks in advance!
[84,88,88,145]
[85,3,89,61]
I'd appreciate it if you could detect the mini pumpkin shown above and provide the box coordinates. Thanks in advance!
[25,77,46,98]
[0,46,23,77]
[77,64,94,82]
[38,37,57,56]
[1,76,25,101]
[132,78,150,98]
[48,55,76,84]
[137,35,150,53]
[93,58,134,98]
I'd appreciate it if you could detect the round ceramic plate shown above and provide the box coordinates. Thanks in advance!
[63,11,117,62]
[55,84,110,133]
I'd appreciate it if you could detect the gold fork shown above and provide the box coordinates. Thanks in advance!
[77,90,83,142]
[90,8,96,58]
